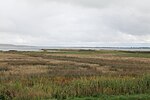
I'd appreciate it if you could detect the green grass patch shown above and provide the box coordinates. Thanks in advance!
[69,94,150,100]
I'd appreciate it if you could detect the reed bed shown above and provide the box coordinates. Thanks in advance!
[0,50,150,100]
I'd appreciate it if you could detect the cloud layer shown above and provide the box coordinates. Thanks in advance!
[0,0,150,46]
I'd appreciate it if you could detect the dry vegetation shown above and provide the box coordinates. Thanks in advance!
[0,50,150,100]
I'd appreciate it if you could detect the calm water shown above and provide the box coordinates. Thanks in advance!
[0,45,150,51]
[0,45,41,51]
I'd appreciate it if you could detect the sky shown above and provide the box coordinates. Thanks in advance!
[0,0,150,47]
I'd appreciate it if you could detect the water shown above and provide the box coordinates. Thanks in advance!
[0,45,150,51]
[0,45,41,51]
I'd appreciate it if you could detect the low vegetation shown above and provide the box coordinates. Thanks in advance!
[0,50,150,100]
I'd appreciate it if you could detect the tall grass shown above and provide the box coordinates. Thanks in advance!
[0,50,150,99]
[0,75,149,99]
[51,75,150,99]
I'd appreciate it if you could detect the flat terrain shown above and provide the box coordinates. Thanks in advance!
[0,50,150,100]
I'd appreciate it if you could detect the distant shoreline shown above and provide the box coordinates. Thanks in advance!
[1,46,150,52]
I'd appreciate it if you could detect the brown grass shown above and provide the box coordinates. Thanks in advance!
[0,50,150,99]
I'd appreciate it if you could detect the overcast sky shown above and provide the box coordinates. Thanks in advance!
[0,0,150,46]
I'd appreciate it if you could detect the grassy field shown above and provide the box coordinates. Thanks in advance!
[0,49,150,100]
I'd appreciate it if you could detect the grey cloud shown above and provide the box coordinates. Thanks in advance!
[0,0,150,46]
[102,7,150,35]
[50,0,118,8]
